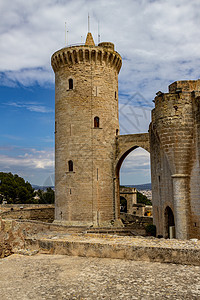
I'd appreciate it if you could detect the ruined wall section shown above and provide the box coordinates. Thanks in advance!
[120,186,137,214]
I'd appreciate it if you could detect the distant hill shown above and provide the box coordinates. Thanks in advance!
[34,184,152,191]
[125,183,151,190]
[32,185,54,191]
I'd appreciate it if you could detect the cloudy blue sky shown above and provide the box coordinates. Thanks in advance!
[0,0,200,186]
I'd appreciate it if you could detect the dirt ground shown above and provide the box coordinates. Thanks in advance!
[0,254,200,299]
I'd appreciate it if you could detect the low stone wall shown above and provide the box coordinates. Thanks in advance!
[0,218,86,257]
[0,204,54,213]
[0,207,54,223]
[120,213,153,228]
[1,217,200,265]
[25,234,200,266]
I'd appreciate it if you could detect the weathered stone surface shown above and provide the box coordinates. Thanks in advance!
[0,206,54,223]
[0,254,200,299]
[24,232,200,266]
[0,241,12,258]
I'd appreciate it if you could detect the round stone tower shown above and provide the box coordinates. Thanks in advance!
[51,32,122,226]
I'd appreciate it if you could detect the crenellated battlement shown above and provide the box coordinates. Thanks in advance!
[51,44,122,73]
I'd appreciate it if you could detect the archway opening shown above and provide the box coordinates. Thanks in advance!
[115,146,151,220]
[120,147,151,186]
[164,206,175,238]
[120,196,127,213]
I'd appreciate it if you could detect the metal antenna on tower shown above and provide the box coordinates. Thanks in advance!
[88,13,90,32]
[98,21,100,44]
[67,30,69,46]
[65,22,67,46]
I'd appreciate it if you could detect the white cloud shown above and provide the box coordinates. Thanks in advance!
[119,101,152,134]
[1,0,200,185]
[0,0,200,95]
[5,101,53,113]
[121,147,150,172]
[120,147,151,185]
[0,148,54,169]
[0,147,54,185]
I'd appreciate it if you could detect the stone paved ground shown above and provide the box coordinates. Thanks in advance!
[0,254,200,299]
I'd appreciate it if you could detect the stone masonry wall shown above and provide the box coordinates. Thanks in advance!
[0,207,54,223]
[0,204,54,213]
[150,80,200,239]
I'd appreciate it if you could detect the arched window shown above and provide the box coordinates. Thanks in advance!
[165,206,175,238]
[68,160,73,172]
[94,116,100,128]
[69,78,73,90]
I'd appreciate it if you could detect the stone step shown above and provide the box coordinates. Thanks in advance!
[24,234,200,266]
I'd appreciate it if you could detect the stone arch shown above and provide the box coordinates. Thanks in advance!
[68,78,73,90]
[115,133,150,172]
[68,160,73,172]
[66,75,75,91]
[116,145,140,175]
[114,133,150,220]
[94,116,100,128]
[164,206,175,238]
[120,196,127,213]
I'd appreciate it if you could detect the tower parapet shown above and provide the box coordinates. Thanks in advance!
[51,35,122,74]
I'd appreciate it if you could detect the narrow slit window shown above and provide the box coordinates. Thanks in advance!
[94,116,100,128]
[69,78,73,90]
[115,91,117,99]
[54,121,57,134]
[68,160,73,172]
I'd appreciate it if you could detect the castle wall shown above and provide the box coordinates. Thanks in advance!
[150,80,200,239]
[150,126,174,237]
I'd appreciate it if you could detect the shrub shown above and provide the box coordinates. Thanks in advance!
[145,224,156,237]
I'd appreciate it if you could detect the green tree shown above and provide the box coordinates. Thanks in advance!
[0,172,35,204]
[36,188,55,204]
[137,191,152,205]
